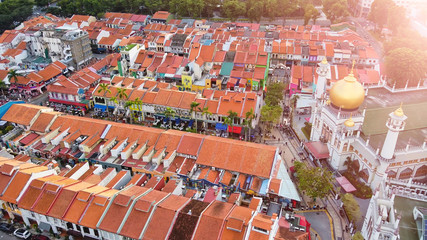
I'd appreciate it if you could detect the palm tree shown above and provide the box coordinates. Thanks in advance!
[0,80,7,96]
[343,157,353,173]
[225,110,238,137]
[164,107,175,129]
[244,108,255,141]
[198,106,212,131]
[97,83,111,116]
[110,96,118,121]
[116,88,128,119]
[7,69,22,85]
[124,100,135,124]
[189,101,200,132]
[133,97,144,122]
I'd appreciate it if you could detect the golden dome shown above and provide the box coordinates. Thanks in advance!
[394,105,404,117]
[344,116,355,127]
[329,73,365,110]
[321,57,328,65]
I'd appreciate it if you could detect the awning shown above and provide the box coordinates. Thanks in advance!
[336,176,357,192]
[19,133,39,145]
[38,222,51,232]
[259,179,269,195]
[228,126,242,134]
[94,104,107,111]
[49,98,87,107]
[215,123,228,131]
[304,141,329,159]
[0,121,7,126]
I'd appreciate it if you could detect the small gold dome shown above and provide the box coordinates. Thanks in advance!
[321,57,328,65]
[329,73,365,110]
[344,116,355,127]
[394,107,404,117]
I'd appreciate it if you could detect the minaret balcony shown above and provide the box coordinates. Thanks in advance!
[377,154,396,163]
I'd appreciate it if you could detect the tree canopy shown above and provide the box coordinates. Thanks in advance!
[265,82,285,106]
[385,47,427,88]
[294,161,334,199]
[322,0,349,23]
[341,193,361,222]
[0,0,34,33]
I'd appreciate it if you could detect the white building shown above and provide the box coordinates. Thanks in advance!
[308,59,427,191]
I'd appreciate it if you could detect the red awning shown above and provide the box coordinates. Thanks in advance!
[19,133,39,145]
[304,141,329,159]
[49,98,87,107]
[336,176,356,192]
[228,126,242,134]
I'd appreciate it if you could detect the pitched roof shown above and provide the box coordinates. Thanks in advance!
[98,186,149,233]
[143,194,190,240]
[119,190,169,239]
[47,181,95,219]
[2,104,49,126]
[221,206,254,240]
[62,186,111,227]
[30,112,60,133]
[193,201,234,240]
[78,188,118,228]
[168,200,210,240]
[197,136,277,178]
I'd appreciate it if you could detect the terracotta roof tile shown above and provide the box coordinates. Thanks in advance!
[193,201,234,240]
[98,186,149,233]
[119,190,169,239]
[143,194,190,240]
[78,188,118,228]
[62,186,111,224]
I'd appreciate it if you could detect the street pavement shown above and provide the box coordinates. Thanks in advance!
[265,123,353,240]
[0,232,17,240]
[296,210,333,240]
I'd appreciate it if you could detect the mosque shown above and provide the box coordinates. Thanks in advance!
[306,58,427,191]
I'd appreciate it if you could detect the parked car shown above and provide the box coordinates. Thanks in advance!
[13,228,31,239]
[31,234,50,240]
[0,223,15,233]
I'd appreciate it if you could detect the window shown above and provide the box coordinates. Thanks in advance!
[83,227,90,234]
[253,226,269,234]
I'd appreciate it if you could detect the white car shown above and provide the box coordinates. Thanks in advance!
[13,228,31,239]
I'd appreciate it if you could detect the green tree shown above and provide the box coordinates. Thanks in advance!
[247,0,263,23]
[265,82,285,106]
[7,69,22,85]
[368,0,395,31]
[202,0,220,18]
[294,161,334,200]
[189,101,200,132]
[222,0,246,21]
[260,104,281,140]
[387,5,408,34]
[133,97,144,122]
[144,0,166,15]
[163,107,175,129]
[124,100,135,124]
[223,110,238,137]
[97,83,111,117]
[304,3,320,25]
[385,47,427,88]
[342,193,361,222]
[0,80,7,96]
[323,0,349,23]
[352,231,364,240]
[243,108,255,141]
[198,106,212,130]
[35,0,49,7]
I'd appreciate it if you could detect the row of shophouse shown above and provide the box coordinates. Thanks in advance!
[0,103,304,239]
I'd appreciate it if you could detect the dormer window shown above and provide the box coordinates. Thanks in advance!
[253,226,269,235]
